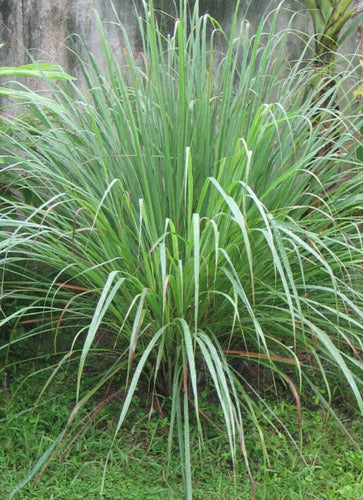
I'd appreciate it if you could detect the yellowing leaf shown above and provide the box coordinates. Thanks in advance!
[353,82,363,97]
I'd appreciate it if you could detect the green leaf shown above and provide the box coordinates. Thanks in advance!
[0,63,73,80]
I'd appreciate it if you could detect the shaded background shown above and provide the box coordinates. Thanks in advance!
[0,1,360,83]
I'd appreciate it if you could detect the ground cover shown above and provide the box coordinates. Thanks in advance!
[1,355,361,499]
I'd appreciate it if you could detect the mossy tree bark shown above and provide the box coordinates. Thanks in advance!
[304,0,357,72]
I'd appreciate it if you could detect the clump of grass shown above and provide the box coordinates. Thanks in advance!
[0,1,362,497]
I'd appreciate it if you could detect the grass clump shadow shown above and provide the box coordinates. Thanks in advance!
[0,0,362,498]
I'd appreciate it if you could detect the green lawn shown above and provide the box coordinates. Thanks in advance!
[1,358,361,499]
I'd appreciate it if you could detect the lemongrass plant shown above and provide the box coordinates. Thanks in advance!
[1,1,362,497]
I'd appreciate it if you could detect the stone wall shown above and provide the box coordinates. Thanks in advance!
[0,1,360,81]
